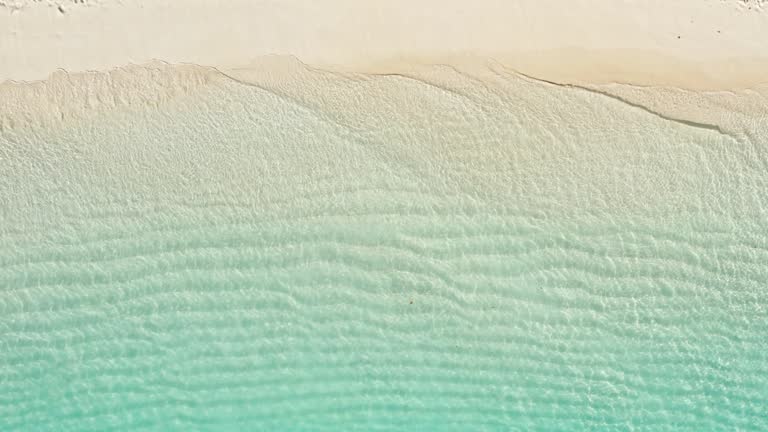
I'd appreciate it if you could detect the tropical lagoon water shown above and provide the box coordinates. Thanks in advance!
[1,61,767,430]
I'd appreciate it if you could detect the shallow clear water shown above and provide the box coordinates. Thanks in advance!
[1,64,767,430]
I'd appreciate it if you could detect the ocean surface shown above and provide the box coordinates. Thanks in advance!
[1,61,767,431]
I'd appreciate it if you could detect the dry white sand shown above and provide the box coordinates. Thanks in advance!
[1,0,768,89]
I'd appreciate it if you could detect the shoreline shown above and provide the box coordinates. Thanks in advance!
[2,0,768,89]
[318,50,768,91]
[4,50,768,92]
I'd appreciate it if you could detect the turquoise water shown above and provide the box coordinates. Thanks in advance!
[1,63,767,430]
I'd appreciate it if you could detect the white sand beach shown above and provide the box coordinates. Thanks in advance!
[1,0,768,89]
